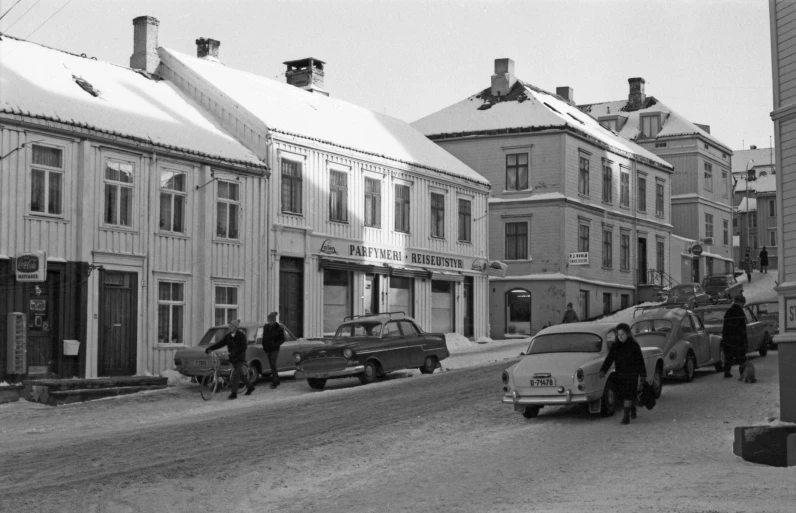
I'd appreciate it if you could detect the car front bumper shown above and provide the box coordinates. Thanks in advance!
[501,390,599,406]
[295,365,365,380]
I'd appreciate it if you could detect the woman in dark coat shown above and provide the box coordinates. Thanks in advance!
[599,323,647,424]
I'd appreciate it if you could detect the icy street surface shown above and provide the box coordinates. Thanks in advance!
[0,271,792,513]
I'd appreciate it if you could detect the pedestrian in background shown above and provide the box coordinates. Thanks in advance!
[205,319,254,399]
[599,323,647,425]
[561,302,580,324]
[743,253,752,283]
[721,295,749,379]
[759,246,769,274]
[262,311,286,389]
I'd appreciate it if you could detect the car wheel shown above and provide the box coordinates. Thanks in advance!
[759,334,769,357]
[600,379,616,417]
[652,364,663,399]
[419,356,438,375]
[246,362,260,384]
[684,352,696,382]
[200,370,218,401]
[307,378,327,390]
[522,406,541,419]
[359,361,382,384]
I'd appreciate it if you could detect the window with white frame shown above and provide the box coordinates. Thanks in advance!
[769,229,777,247]
[157,281,184,344]
[641,115,660,138]
[600,119,616,131]
[505,153,529,191]
[216,180,240,239]
[769,199,776,217]
[656,239,665,272]
[214,285,238,326]
[329,170,348,223]
[394,184,410,233]
[430,192,445,238]
[637,175,647,212]
[722,170,729,198]
[751,212,757,228]
[159,169,186,233]
[578,222,590,253]
[704,162,713,192]
[705,213,714,239]
[505,222,528,260]
[722,219,729,245]
[602,229,612,268]
[30,144,64,216]
[620,232,630,271]
[458,198,472,243]
[655,181,665,217]
[364,177,381,228]
[578,155,590,196]
[104,160,134,227]
[281,158,302,214]
[602,162,612,203]
[620,169,630,207]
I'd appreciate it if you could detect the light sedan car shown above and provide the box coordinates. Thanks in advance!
[174,322,324,382]
[294,313,448,390]
[501,322,664,419]
[693,302,772,357]
[746,300,779,348]
[631,306,723,381]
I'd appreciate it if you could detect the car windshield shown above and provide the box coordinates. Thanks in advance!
[696,309,726,324]
[334,321,383,340]
[631,319,673,335]
[198,327,231,346]
[527,333,603,354]
[703,277,727,287]
[755,302,779,316]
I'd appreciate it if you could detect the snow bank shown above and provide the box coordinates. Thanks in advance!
[160,369,192,386]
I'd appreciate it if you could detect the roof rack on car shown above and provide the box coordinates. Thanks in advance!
[633,303,692,317]
[343,311,406,321]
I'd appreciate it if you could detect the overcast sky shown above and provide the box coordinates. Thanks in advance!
[0,0,774,152]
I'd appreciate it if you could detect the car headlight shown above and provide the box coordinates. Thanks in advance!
[669,350,677,360]
[501,370,509,384]
[293,352,302,363]
[343,348,354,359]
[576,368,584,382]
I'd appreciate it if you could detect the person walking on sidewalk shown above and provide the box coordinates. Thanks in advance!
[743,253,752,283]
[205,319,254,399]
[759,246,769,274]
[262,311,286,389]
[599,323,647,425]
[721,295,749,379]
[561,302,580,324]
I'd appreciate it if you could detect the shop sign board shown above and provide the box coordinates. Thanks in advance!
[484,260,508,278]
[786,297,796,332]
[691,244,703,256]
[568,252,589,265]
[15,251,47,282]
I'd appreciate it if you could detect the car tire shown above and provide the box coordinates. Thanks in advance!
[522,406,541,419]
[759,334,769,357]
[359,361,382,384]
[419,356,438,375]
[684,352,696,382]
[652,364,663,399]
[307,378,327,390]
[246,362,260,384]
[200,370,218,401]
[600,379,616,417]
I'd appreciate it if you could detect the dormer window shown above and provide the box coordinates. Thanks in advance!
[598,114,627,133]
[601,119,617,131]
[640,114,661,138]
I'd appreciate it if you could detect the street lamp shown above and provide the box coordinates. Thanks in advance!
[744,159,756,267]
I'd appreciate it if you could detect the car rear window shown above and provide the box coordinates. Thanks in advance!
[696,309,726,324]
[704,277,728,286]
[527,333,603,354]
[631,319,673,335]
[198,327,231,346]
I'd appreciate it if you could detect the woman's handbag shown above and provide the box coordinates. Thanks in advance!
[638,380,657,410]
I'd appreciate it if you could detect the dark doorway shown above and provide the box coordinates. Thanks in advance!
[279,257,304,337]
[365,273,379,315]
[98,271,137,376]
[463,277,474,337]
[603,292,612,315]
[23,272,59,376]
[638,238,648,284]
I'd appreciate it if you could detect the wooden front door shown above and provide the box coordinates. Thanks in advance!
[99,271,137,376]
[23,272,58,375]
[279,258,304,337]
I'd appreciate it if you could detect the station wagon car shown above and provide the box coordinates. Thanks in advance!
[693,302,771,357]
[631,306,723,381]
[293,313,448,390]
[664,283,711,307]
[746,300,779,347]
[174,322,324,381]
[501,322,664,419]
[701,274,743,301]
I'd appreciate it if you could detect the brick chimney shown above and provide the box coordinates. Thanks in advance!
[627,77,646,110]
[556,86,575,105]
[130,16,160,74]
[196,38,220,62]
[491,58,517,97]
[284,58,328,96]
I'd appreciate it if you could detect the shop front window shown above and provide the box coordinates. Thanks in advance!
[506,289,531,335]
[323,270,351,335]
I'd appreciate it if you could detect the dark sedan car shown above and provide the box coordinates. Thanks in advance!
[294,312,449,390]
[664,283,711,307]
[693,303,771,357]
[701,274,743,301]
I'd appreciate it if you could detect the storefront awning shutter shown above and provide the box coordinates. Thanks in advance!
[318,257,390,274]
[431,271,465,282]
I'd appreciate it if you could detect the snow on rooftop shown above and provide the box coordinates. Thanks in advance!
[411,81,672,171]
[580,98,731,152]
[0,37,262,167]
[737,197,757,212]
[159,48,488,186]
[734,174,776,194]
[732,147,775,173]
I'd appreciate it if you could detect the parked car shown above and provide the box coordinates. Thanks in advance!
[293,312,449,390]
[664,283,711,307]
[693,301,771,357]
[174,322,324,381]
[501,322,664,419]
[746,300,779,347]
[631,306,723,381]
[701,274,743,301]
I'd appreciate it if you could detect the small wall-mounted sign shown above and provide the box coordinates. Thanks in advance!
[691,244,703,256]
[15,251,47,282]
[568,252,589,266]
[786,297,796,332]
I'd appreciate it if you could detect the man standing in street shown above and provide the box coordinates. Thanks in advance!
[721,295,748,379]
[262,311,286,389]
[205,319,254,399]
[561,302,580,324]
[759,246,769,274]
[743,253,752,283]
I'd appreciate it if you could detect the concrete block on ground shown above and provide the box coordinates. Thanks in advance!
[788,433,796,467]
[734,424,796,467]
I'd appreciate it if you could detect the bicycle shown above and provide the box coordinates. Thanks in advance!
[200,352,251,400]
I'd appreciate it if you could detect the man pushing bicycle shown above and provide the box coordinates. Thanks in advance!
[205,319,255,399]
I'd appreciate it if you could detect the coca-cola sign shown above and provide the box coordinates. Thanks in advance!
[15,251,47,282]
[17,255,39,272]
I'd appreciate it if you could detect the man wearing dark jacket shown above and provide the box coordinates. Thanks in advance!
[205,319,254,399]
[721,295,749,378]
[599,323,647,425]
[759,247,769,274]
[561,302,580,324]
[262,311,286,389]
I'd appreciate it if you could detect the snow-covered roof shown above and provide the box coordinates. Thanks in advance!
[733,174,776,194]
[732,147,775,173]
[737,197,757,212]
[411,81,673,172]
[159,48,488,186]
[579,98,731,153]
[0,36,263,168]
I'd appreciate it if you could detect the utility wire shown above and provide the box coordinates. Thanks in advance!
[21,0,73,40]
[3,0,42,32]
[0,0,24,22]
